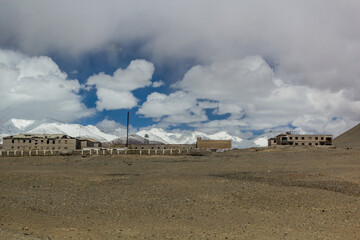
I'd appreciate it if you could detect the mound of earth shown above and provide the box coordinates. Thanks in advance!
[334,123,360,147]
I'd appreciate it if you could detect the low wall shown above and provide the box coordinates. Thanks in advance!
[0,148,207,157]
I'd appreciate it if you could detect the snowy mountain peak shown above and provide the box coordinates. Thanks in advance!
[28,122,119,142]
[0,118,270,148]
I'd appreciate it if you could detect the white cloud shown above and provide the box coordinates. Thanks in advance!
[2,1,360,93]
[152,80,164,88]
[2,1,360,136]
[95,89,138,111]
[140,56,360,136]
[175,56,275,102]
[137,91,207,124]
[0,49,94,122]
[1,1,360,91]
[96,118,135,136]
[87,59,154,110]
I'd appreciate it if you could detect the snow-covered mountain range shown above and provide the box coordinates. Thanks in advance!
[0,118,273,148]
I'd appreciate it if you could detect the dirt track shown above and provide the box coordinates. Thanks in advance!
[1,147,360,239]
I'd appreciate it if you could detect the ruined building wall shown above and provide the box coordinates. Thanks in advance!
[196,138,232,149]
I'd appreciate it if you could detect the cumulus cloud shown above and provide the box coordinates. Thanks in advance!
[175,56,275,102]
[140,56,360,136]
[137,91,208,125]
[152,80,164,88]
[87,59,154,110]
[2,1,360,136]
[96,118,136,136]
[1,1,360,93]
[0,49,94,122]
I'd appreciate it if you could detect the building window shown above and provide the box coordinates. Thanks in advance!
[302,143,305,145]
[135,147,138,149]
[315,137,318,140]
[12,140,14,143]
[309,143,312,145]
[58,140,61,144]
[295,143,298,145]
[164,147,167,149]
[158,147,160,149]
[301,137,305,140]
[53,140,55,144]
[289,137,293,140]
[309,137,312,140]
[321,137,324,140]
[23,140,26,143]
[41,140,44,143]
[151,147,154,149]
[315,143,318,145]
[11,146,14,149]
[295,137,298,140]
[142,147,144,149]
[29,140,31,143]
[47,140,49,144]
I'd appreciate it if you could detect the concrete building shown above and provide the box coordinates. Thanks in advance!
[3,134,78,152]
[268,132,333,147]
[79,138,102,149]
[196,137,232,149]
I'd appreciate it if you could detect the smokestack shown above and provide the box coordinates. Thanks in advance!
[126,111,129,147]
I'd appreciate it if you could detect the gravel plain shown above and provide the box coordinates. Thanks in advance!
[1,147,360,239]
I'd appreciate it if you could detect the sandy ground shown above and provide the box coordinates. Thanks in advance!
[1,147,360,239]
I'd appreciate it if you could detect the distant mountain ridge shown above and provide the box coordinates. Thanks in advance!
[0,118,270,148]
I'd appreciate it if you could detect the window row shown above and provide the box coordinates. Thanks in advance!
[11,139,68,144]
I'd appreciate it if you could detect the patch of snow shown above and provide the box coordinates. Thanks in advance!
[254,137,268,147]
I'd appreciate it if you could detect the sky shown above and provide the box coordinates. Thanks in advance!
[1,0,360,138]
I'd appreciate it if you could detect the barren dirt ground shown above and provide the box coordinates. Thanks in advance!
[1,147,360,239]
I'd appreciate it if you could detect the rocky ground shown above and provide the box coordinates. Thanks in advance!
[0,147,360,239]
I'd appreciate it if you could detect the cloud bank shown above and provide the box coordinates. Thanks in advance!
[0,49,93,122]
[1,1,360,137]
[138,56,360,136]
[1,0,360,92]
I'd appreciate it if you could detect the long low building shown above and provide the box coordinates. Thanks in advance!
[3,134,102,152]
[268,132,333,146]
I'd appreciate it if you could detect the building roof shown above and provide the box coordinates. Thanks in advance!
[3,134,74,139]
[276,132,332,137]
[78,138,101,143]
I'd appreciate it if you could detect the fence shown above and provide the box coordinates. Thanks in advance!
[0,148,207,157]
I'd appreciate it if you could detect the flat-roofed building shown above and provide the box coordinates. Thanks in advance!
[268,132,333,147]
[3,134,79,152]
